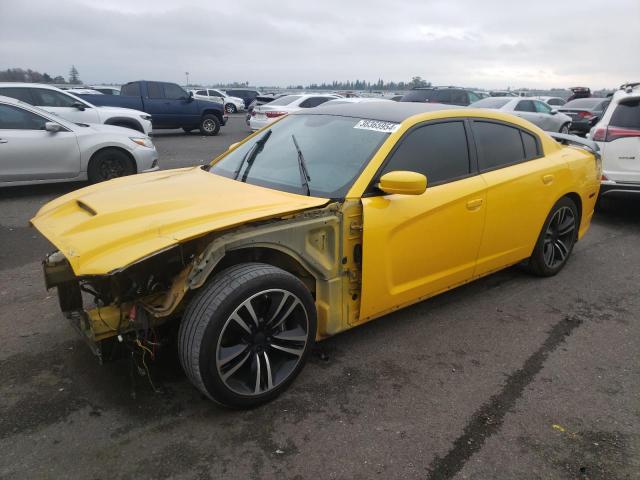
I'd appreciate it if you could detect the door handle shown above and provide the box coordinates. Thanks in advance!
[0,139,8,144]
[542,174,554,185]
[466,198,483,210]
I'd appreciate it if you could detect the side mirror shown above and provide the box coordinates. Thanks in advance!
[71,102,86,111]
[550,109,558,115]
[185,91,194,102]
[228,142,240,150]
[45,122,64,133]
[378,171,427,195]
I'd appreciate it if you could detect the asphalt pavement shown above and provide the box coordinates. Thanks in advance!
[0,114,638,479]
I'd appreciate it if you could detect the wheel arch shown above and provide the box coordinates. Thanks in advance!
[563,191,583,226]
[202,109,224,122]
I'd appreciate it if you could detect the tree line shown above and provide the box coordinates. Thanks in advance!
[0,66,82,84]
[288,76,432,91]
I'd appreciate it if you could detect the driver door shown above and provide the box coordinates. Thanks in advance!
[359,120,487,322]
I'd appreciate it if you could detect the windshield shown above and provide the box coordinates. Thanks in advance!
[210,114,392,197]
[266,95,302,106]
[469,98,511,109]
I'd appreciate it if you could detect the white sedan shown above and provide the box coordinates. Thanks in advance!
[469,97,573,133]
[249,94,341,131]
[0,96,159,187]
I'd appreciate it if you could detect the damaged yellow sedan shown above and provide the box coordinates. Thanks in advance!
[32,102,601,407]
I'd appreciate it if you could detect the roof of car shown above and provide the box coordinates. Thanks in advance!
[295,101,463,122]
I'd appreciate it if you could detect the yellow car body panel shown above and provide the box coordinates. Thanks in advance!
[31,167,328,276]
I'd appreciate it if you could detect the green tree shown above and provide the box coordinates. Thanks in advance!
[69,65,81,84]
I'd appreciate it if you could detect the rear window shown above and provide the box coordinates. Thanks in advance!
[120,83,141,96]
[563,98,603,108]
[470,98,511,109]
[400,90,434,102]
[610,100,640,129]
[267,95,302,106]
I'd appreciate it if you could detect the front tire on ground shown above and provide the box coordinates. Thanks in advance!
[526,196,579,277]
[199,115,221,136]
[225,103,237,114]
[559,123,570,134]
[87,148,135,183]
[178,263,316,408]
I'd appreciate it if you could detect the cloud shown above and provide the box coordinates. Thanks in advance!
[0,0,637,88]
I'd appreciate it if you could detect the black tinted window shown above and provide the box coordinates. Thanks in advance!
[433,90,453,104]
[521,131,539,159]
[32,89,78,107]
[473,121,525,171]
[147,82,163,99]
[515,100,535,112]
[450,90,468,105]
[610,100,640,129]
[547,98,564,106]
[382,121,470,185]
[0,87,35,104]
[0,104,48,130]
[400,90,434,102]
[299,97,332,108]
[164,83,186,100]
[120,83,141,96]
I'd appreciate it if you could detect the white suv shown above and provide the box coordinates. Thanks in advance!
[591,83,640,197]
[0,83,152,135]
[192,88,245,113]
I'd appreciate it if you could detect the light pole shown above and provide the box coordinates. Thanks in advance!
[185,72,190,86]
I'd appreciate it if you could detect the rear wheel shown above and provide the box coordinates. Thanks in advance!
[87,148,135,183]
[526,197,579,277]
[199,115,221,136]
[559,123,570,134]
[178,263,316,408]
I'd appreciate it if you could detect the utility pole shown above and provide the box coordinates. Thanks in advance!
[185,72,190,86]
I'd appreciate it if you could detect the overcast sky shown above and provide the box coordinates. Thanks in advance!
[0,0,637,89]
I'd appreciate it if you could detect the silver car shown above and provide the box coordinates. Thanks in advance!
[0,96,159,187]
[470,97,572,133]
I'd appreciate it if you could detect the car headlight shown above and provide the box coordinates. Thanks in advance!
[130,137,154,148]
[140,114,152,121]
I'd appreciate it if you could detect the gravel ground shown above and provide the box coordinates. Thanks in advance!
[0,114,638,479]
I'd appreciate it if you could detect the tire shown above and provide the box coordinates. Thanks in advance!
[559,123,570,134]
[526,197,579,277]
[87,148,135,183]
[178,263,316,408]
[199,115,221,136]
[225,103,237,114]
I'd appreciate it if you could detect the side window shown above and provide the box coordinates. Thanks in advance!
[120,83,141,96]
[147,82,164,99]
[226,90,239,97]
[473,121,526,171]
[467,91,480,103]
[0,104,48,130]
[210,90,224,97]
[163,83,186,100]
[195,90,207,96]
[515,100,536,112]
[433,90,453,104]
[32,89,77,107]
[381,121,470,185]
[299,97,332,108]
[450,90,468,105]
[548,98,562,106]
[610,100,640,129]
[0,87,36,104]
[534,101,552,114]
[521,131,540,159]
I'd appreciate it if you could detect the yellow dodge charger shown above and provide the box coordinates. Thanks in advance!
[32,102,601,407]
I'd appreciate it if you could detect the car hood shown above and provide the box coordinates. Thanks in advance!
[97,106,147,117]
[31,167,329,276]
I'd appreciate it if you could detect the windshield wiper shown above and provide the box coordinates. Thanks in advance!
[291,134,311,196]
[232,129,272,181]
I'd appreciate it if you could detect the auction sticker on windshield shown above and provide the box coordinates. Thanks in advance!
[353,119,400,133]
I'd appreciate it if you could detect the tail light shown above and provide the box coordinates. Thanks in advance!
[592,126,640,142]
[265,111,287,118]
[251,111,256,117]
[578,111,594,119]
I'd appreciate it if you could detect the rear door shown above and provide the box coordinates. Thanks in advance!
[359,120,487,321]
[0,103,81,182]
[513,100,542,128]
[601,99,640,182]
[472,120,566,275]
[534,100,555,130]
[30,88,101,124]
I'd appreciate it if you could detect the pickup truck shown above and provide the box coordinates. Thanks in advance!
[77,81,227,135]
